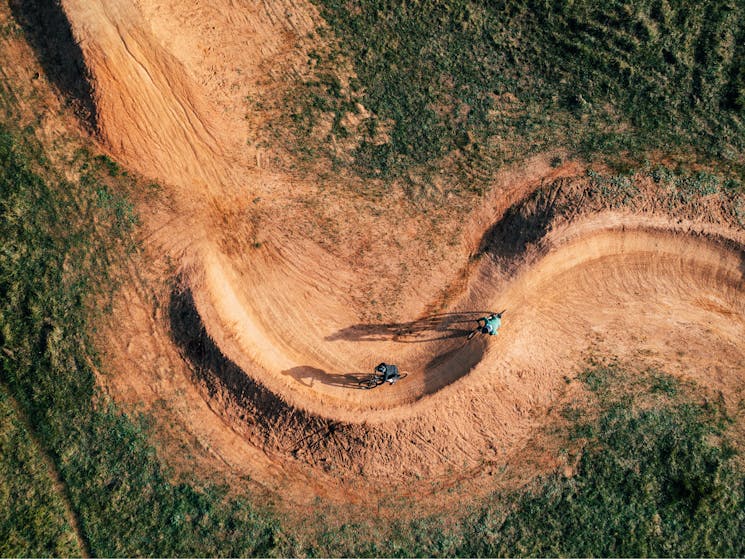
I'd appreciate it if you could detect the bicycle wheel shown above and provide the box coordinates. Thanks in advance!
[397,372,408,381]
[359,375,381,389]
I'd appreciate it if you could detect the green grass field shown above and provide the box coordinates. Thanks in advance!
[284,0,745,189]
[2,0,745,555]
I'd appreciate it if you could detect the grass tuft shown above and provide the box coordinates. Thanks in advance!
[277,0,745,191]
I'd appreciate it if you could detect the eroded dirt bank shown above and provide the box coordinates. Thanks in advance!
[57,0,745,509]
[174,218,745,476]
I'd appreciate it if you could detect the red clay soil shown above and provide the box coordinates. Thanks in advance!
[60,0,745,511]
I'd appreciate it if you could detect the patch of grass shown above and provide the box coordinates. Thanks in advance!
[649,371,680,397]
[93,153,121,177]
[287,0,745,187]
[651,165,737,203]
[455,365,744,558]
[589,164,745,216]
[0,384,81,557]
[0,126,279,556]
[578,360,624,394]
[586,170,640,207]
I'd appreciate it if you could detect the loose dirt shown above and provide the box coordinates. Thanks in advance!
[57,0,745,515]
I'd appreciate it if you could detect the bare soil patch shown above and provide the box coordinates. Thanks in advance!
[51,0,745,515]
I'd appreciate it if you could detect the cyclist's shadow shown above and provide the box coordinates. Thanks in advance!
[281,366,367,389]
[325,311,491,343]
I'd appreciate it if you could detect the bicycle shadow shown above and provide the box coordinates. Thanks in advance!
[324,311,493,343]
[281,366,368,389]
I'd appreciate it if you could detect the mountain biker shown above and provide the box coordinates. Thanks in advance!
[477,312,502,336]
[375,362,400,385]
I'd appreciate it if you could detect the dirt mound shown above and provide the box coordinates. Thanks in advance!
[59,0,745,509]
[177,217,745,471]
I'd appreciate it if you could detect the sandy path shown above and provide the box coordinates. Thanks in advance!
[186,215,745,423]
[59,0,745,503]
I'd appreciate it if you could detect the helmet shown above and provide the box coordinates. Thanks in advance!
[375,363,387,373]
[481,326,489,334]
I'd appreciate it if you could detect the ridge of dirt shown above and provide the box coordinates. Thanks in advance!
[191,213,745,429]
[55,0,745,515]
[103,199,745,510]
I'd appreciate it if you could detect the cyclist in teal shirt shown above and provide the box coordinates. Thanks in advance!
[477,312,502,336]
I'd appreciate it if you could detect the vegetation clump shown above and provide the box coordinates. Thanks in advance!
[289,0,745,186]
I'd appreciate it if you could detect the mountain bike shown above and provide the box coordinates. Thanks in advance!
[358,371,408,389]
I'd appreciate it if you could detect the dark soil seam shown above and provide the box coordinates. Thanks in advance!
[1,381,91,558]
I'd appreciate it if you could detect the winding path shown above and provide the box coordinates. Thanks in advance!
[60,0,745,502]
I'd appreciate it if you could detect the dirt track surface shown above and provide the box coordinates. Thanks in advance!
[61,0,745,507]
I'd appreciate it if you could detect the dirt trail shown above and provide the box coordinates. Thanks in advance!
[59,0,745,507]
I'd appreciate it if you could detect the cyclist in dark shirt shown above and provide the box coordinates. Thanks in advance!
[375,362,400,385]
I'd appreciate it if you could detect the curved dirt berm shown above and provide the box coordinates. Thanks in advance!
[60,0,745,503]
[174,216,745,484]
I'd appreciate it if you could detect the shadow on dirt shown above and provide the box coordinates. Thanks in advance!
[325,311,493,343]
[9,0,97,129]
[168,286,362,453]
[170,286,290,422]
[169,285,376,466]
[422,336,487,394]
[280,367,369,389]
[477,181,564,262]
[170,284,489,432]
